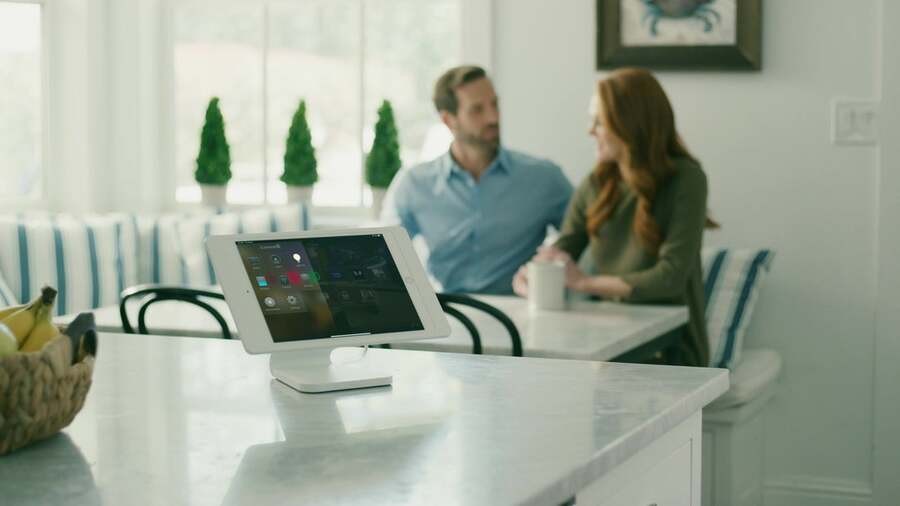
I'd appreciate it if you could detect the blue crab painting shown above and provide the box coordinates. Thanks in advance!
[640,0,722,36]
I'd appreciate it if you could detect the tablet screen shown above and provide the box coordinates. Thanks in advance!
[236,234,424,342]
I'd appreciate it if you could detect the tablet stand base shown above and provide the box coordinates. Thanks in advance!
[269,347,392,393]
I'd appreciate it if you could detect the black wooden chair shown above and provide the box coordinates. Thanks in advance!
[436,293,523,357]
[379,293,522,356]
[119,284,232,339]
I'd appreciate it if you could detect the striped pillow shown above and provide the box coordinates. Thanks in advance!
[0,214,139,316]
[0,270,17,306]
[177,213,241,286]
[702,248,774,369]
[133,212,209,285]
[176,204,308,286]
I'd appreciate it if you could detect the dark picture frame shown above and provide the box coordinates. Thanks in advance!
[597,0,762,70]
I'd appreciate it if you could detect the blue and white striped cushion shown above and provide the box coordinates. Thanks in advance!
[177,213,241,286]
[0,270,17,307]
[133,212,210,285]
[0,214,139,316]
[702,248,774,370]
[175,204,307,286]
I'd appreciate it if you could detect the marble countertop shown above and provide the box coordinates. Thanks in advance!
[0,333,727,506]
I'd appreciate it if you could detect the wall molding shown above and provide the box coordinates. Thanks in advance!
[873,0,900,503]
[764,476,873,506]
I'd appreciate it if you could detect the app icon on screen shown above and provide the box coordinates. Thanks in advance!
[256,276,268,288]
[263,297,276,307]
[286,295,307,310]
[287,271,301,285]
[279,274,290,287]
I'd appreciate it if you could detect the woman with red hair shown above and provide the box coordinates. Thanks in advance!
[514,68,717,367]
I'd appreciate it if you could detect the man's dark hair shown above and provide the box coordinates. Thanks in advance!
[432,65,488,114]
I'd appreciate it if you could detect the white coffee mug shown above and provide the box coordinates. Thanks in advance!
[528,260,566,311]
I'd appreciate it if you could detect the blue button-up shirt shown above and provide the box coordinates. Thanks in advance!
[383,148,573,294]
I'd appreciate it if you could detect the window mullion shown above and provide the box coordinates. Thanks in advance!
[358,0,366,207]
[261,2,270,204]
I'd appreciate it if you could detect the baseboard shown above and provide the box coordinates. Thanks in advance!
[764,476,873,506]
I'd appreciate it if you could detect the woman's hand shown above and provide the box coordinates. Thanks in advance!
[512,264,529,297]
[534,245,568,262]
[563,261,588,292]
[551,251,589,292]
[535,246,588,292]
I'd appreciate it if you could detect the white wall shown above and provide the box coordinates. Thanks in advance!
[874,1,900,504]
[493,0,893,504]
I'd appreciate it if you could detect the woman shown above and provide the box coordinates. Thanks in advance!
[513,68,717,367]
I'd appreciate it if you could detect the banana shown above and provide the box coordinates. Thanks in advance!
[1,306,36,347]
[0,303,26,320]
[0,322,17,357]
[20,317,60,352]
[1,286,57,349]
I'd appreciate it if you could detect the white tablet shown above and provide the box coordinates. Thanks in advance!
[206,226,450,354]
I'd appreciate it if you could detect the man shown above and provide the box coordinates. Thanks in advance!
[382,65,573,294]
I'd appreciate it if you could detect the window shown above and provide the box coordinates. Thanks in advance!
[0,1,42,201]
[173,0,461,207]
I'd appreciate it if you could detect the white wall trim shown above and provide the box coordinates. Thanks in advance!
[158,0,176,212]
[765,477,873,506]
[38,0,50,209]
[873,0,900,503]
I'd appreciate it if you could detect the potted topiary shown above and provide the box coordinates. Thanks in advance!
[281,100,318,204]
[365,100,401,217]
[195,97,231,207]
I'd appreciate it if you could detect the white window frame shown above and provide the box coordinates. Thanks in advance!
[0,0,49,210]
[160,0,492,220]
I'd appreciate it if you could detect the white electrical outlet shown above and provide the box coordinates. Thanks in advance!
[832,99,879,145]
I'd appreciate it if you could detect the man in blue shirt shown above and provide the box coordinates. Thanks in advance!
[382,65,573,294]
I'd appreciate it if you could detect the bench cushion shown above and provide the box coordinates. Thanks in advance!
[0,205,307,315]
[702,248,774,369]
[710,348,782,409]
[0,270,16,306]
[0,214,140,316]
[177,204,308,286]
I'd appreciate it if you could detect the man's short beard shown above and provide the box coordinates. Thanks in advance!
[457,129,500,154]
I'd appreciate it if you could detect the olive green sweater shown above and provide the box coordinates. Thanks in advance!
[554,158,710,367]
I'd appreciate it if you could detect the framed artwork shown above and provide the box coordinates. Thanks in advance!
[597,0,762,70]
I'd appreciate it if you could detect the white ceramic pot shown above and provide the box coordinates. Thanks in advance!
[286,185,314,204]
[370,187,387,218]
[199,184,227,208]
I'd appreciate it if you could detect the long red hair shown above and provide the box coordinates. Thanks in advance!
[586,68,717,254]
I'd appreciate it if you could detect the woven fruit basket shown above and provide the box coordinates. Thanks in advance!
[0,313,97,455]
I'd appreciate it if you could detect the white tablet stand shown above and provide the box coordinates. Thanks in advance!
[269,346,392,393]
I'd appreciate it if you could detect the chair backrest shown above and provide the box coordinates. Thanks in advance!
[119,284,232,339]
[436,293,523,357]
